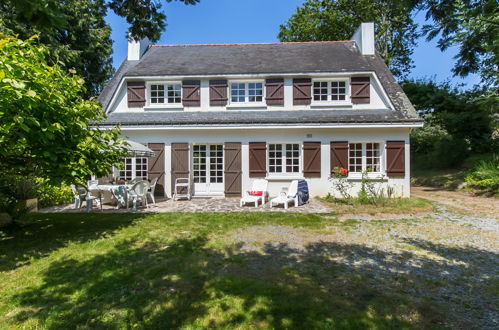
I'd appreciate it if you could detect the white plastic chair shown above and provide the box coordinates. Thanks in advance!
[270,180,299,209]
[240,179,268,208]
[70,184,86,209]
[147,177,159,204]
[174,178,191,200]
[128,181,149,210]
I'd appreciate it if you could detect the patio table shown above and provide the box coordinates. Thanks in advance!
[89,184,131,209]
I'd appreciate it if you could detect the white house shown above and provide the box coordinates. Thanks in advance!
[97,23,422,198]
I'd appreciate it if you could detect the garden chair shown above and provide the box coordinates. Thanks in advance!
[270,180,299,210]
[147,177,159,205]
[70,184,102,212]
[240,179,268,208]
[128,181,149,210]
[173,178,191,200]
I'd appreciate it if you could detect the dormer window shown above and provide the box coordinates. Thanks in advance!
[150,83,181,104]
[313,79,348,102]
[230,82,263,103]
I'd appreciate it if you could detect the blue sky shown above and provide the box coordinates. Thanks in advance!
[106,0,479,87]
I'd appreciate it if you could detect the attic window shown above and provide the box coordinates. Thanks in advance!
[150,84,181,104]
[313,80,348,102]
[230,82,263,103]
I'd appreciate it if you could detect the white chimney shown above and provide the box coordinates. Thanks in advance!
[352,22,375,55]
[127,35,151,61]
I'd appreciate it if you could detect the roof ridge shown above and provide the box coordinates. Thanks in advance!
[150,40,354,47]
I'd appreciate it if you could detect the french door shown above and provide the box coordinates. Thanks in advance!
[192,144,224,195]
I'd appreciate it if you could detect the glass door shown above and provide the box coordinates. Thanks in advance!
[192,144,224,195]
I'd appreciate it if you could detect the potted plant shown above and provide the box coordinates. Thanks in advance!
[331,166,349,178]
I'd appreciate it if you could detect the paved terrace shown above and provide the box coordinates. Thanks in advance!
[40,197,333,214]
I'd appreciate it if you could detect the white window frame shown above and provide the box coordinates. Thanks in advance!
[146,81,182,107]
[229,80,265,105]
[347,142,384,178]
[267,143,302,177]
[116,157,148,181]
[312,78,350,105]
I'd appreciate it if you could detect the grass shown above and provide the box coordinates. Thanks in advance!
[0,212,456,329]
[319,196,434,218]
[411,167,465,190]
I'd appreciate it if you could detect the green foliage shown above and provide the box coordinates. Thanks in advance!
[403,79,497,160]
[278,0,419,77]
[35,178,73,208]
[418,0,499,85]
[0,0,200,96]
[0,34,126,185]
[464,155,499,194]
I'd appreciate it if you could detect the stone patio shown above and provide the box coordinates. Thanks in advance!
[40,197,333,214]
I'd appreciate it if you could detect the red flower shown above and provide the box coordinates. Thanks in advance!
[340,168,348,174]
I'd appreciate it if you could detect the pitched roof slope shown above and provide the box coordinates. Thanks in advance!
[98,41,420,124]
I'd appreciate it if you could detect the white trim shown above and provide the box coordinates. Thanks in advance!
[228,80,265,105]
[146,81,182,107]
[346,142,384,178]
[311,78,351,106]
[102,123,423,130]
[267,142,302,177]
[105,71,396,113]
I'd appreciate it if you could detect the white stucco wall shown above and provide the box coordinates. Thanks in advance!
[119,126,412,199]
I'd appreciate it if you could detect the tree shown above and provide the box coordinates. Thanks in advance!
[278,0,419,77]
[0,0,200,96]
[401,79,496,154]
[418,0,499,85]
[0,34,126,184]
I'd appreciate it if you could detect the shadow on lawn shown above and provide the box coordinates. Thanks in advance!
[10,232,499,329]
[0,213,147,272]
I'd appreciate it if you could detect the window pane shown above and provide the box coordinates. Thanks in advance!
[167,84,181,103]
[331,80,347,101]
[231,83,246,102]
[248,82,263,102]
[366,143,381,172]
[268,144,282,173]
[150,84,165,104]
[348,143,362,173]
[313,81,328,101]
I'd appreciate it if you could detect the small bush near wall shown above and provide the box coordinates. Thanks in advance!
[464,155,499,195]
[35,178,73,208]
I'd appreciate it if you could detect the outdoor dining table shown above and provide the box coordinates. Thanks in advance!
[89,183,132,209]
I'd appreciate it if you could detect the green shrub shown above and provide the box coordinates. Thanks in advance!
[465,155,499,194]
[35,178,73,208]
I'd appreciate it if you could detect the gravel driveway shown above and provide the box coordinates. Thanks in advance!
[226,203,499,329]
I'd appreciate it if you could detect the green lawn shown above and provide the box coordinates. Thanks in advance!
[0,212,447,329]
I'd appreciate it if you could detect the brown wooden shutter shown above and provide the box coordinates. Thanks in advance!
[303,142,321,178]
[330,141,349,170]
[224,142,242,197]
[386,141,405,177]
[182,80,201,107]
[265,79,284,105]
[293,78,312,105]
[249,142,267,178]
[351,77,370,104]
[127,81,146,107]
[209,80,228,106]
[148,143,165,197]
[171,143,190,195]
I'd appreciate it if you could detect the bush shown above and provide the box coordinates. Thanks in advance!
[465,155,499,194]
[411,123,469,169]
[35,178,73,208]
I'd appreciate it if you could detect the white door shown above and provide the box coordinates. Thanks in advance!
[192,144,224,195]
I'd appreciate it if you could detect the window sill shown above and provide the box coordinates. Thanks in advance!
[144,105,183,111]
[265,176,305,181]
[310,102,352,108]
[226,103,267,109]
[346,174,387,182]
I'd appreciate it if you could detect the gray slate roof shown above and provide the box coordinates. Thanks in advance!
[98,41,421,126]
[99,110,421,127]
